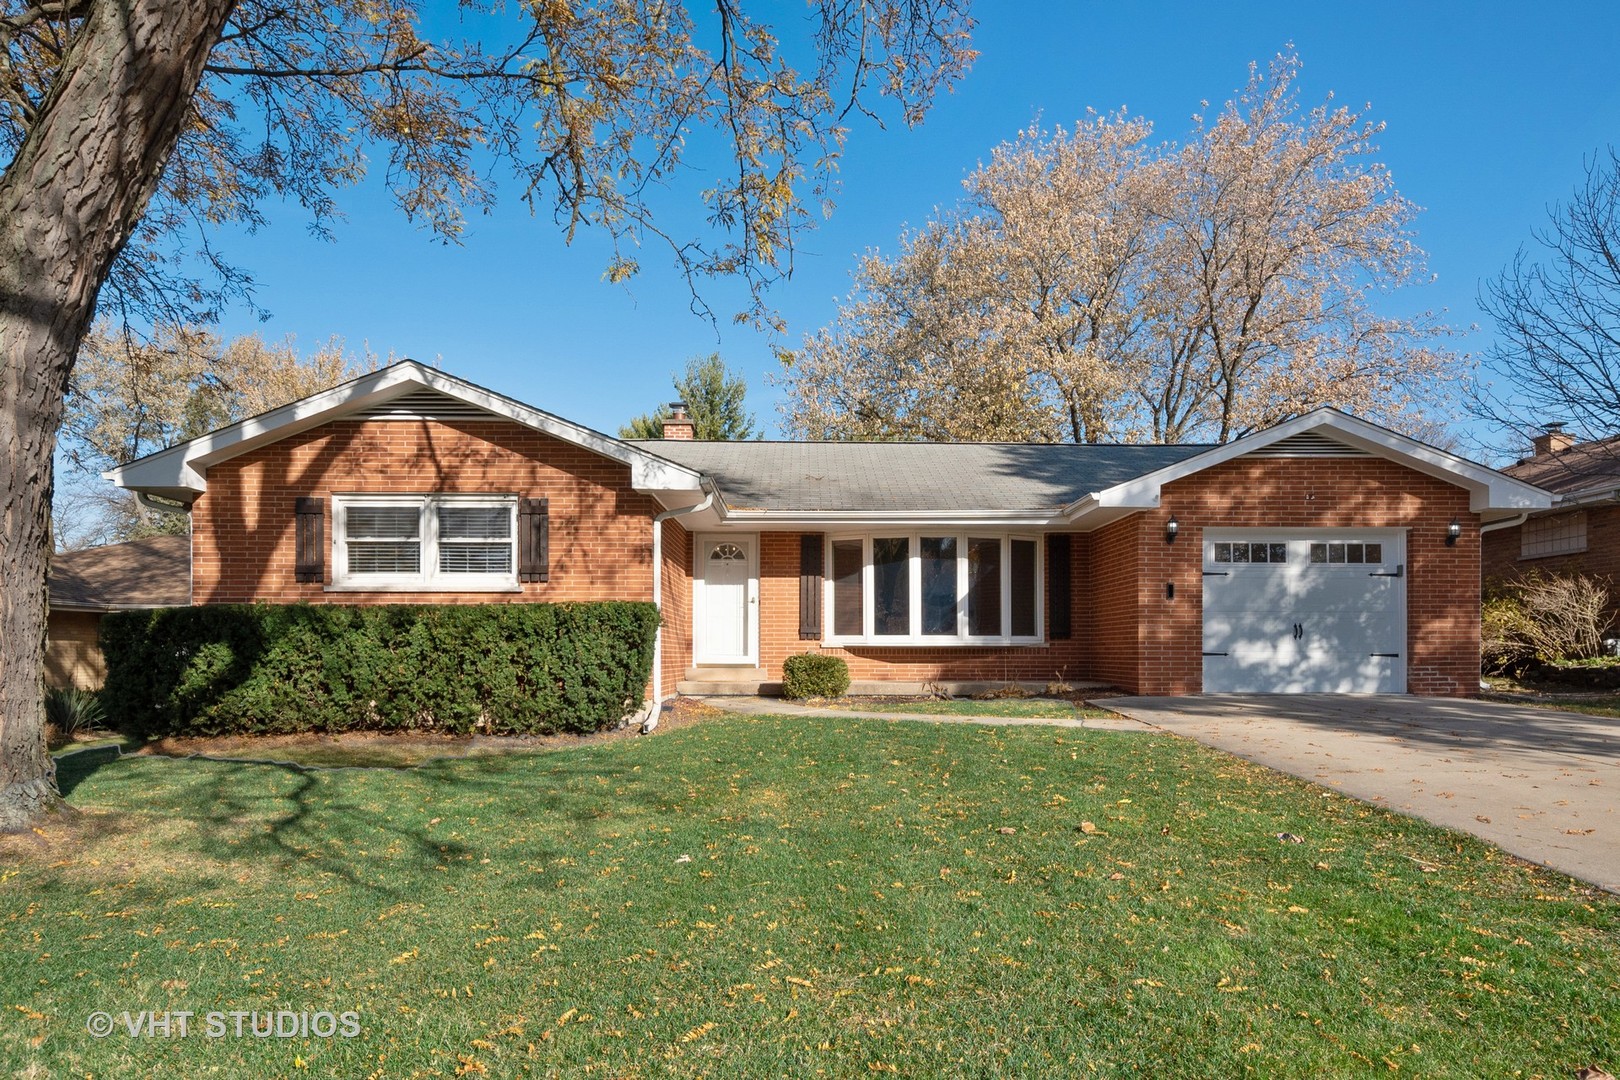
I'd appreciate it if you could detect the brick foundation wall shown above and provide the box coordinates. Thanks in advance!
[192,419,661,605]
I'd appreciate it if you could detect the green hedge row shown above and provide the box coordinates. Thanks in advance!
[100,602,660,738]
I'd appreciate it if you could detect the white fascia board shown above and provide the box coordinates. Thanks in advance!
[1063,408,1556,521]
[712,507,1069,528]
[1551,486,1620,509]
[105,360,703,497]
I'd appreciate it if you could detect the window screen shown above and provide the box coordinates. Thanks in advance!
[438,505,513,574]
[346,505,421,574]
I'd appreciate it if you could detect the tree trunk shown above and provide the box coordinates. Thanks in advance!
[0,0,236,832]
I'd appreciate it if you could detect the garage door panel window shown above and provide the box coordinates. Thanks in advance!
[1213,542,1287,564]
[1309,541,1383,565]
[826,533,1041,645]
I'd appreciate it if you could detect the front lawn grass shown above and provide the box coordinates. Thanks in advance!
[822,696,1108,719]
[4,715,1616,1077]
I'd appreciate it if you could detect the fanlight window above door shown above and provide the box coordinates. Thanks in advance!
[710,543,746,561]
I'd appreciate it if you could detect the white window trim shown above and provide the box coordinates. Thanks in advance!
[823,532,1044,647]
[329,494,520,592]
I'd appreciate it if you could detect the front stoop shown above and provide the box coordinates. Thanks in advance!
[678,666,781,696]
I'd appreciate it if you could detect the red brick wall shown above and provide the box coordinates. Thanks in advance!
[1085,516,1142,691]
[1148,457,1479,696]
[1482,507,1620,590]
[193,419,660,605]
[659,518,694,697]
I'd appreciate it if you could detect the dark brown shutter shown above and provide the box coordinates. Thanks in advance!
[294,497,324,583]
[1047,534,1072,640]
[799,533,825,639]
[519,497,549,583]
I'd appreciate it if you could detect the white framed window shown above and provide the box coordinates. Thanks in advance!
[1521,512,1587,560]
[331,495,518,590]
[824,533,1042,646]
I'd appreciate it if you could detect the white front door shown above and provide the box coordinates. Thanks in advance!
[1203,531,1406,693]
[695,535,757,664]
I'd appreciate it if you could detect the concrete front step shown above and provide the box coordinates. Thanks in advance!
[679,667,776,696]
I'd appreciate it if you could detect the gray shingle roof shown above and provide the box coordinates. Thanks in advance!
[49,534,190,610]
[628,441,1213,512]
[1502,435,1620,497]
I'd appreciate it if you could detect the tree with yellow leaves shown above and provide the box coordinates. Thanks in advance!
[780,50,1453,444]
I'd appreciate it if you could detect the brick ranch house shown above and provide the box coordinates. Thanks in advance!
[106,362,1552,700]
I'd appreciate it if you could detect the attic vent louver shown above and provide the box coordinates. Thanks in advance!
[1245,432,1371,458]
[354,388,497,421]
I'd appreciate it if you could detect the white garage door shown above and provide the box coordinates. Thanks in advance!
[1202,531,1405,693]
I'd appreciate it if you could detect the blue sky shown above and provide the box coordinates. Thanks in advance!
[206,1,1620,451]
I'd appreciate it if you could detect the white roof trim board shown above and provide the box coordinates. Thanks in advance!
[105,361,705,500]
[1067,408,1552,522]
[107,365,1553,523]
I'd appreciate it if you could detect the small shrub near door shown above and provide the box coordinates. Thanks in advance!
[782,653,850,699]
[100,602,660,738]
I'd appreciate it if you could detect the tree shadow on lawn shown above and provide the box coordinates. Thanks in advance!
[48,744,674,897]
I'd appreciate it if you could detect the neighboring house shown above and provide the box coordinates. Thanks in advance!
[106,362,1551,699]
[1483,425,1620,603]
[46,534,191,689]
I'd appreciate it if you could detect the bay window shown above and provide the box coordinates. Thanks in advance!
[823,533,1042,645]
[332,495,518,590]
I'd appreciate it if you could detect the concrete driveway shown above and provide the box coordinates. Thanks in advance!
[1097,695,1620,893]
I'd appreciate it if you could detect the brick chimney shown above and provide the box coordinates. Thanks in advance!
[1531,421,1575,458]
[661,401,695,440]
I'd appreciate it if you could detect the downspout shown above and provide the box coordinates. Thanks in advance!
[135,491,191,517]
[1479,512,1529,535]
[651,487,715,705]
[135,493,195,607]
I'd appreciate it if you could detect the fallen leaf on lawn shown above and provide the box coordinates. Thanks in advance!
[1079,821,1100,835]
[1576,1067,1615,1080]
[786,976,815,989]
[679,1021,716,1044]
[675,855,692,864]
[1108,872,1125,881]
[1276,832,1304,844]
[997,827,1016,835]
